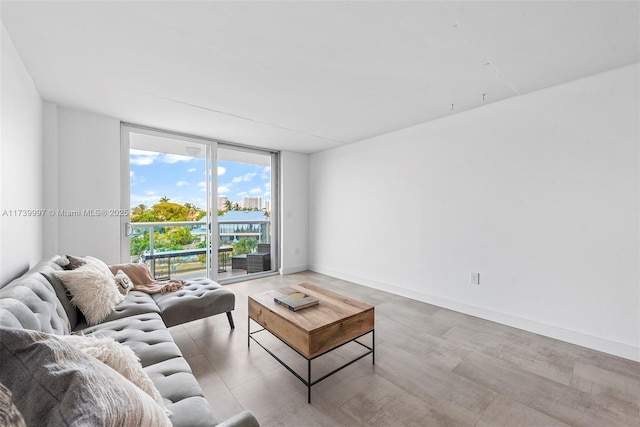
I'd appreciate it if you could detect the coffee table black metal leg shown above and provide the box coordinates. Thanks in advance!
[308,359,312,403]
[248,326,374,404]
[372,329,375,365]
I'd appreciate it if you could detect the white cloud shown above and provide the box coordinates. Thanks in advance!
[130,149,156,156]
[218,186,230,194]
[261,167,271,180]
[130,155,157,166]
[162,154,192,164]
[236,191,247,198]
[130,194,160,206]
[188,168,197,173]
[218,166,226,176]
[232,172,256,183]
[130,171,138,187]
[176,181,189,187]
[249,187,262,194]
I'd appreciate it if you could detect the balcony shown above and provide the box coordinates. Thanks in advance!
[130,217,271,281]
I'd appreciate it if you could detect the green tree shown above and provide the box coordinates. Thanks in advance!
[132,198,207,223]
[153,201,190,221]
[131,210,160,223]
[130,232,150,256]
[167,227,195,246]
[234,238,256,255]
[132,204,147,216]
[184,203,206,220]
[129,198,206,257]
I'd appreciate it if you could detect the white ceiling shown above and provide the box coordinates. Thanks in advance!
[2,1,638,154]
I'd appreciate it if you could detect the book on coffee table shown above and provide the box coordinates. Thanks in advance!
[274,291,319,311]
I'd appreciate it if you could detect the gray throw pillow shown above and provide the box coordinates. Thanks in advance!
[64,254,87,270]
[0,381,26,427]
[58,334,166,409]
[0,327,171,427]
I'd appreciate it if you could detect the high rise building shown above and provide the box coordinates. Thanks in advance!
[264,200,271,212]
[218,196,229,210]
[242,196,262,210]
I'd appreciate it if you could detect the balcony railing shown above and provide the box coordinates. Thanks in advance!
[130,219,271,280]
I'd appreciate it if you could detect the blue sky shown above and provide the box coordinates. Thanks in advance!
[130,149,271,210]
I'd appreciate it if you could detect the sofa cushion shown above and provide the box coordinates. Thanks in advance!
[80,313,218,426]
[144,359,217,427]
[58,334,166,409]
[40,271,81,329]
[72,291,161,331]
[0,327,171,427]
[9,256,83,331]
[152,278,235,328]
[0,275,71,334]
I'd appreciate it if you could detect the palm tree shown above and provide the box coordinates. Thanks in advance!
[224,199,234,212]
[132,204,147,215]
[159,196,170,203]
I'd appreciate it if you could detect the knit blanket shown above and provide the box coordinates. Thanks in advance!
[108,263,185,295]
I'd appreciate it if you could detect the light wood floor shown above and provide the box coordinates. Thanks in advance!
[169,271,640,427]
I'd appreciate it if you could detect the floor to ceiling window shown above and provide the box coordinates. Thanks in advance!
[121,124,278,283]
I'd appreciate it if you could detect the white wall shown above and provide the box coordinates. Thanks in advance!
[42,101,59,258]
[43,107,121,264]
[280,151,310,274]
[309,63,640,361]
[0,24,44,284]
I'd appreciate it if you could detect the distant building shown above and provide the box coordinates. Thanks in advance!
[218,196,229,210]
[218,210,269,244]
[242,196,261,210]
[264,200,271,212]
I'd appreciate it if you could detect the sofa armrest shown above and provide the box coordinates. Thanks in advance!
[216,410,260,427]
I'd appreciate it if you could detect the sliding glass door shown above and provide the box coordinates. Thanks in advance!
[121,124,278,282]
[216,144,278,281]
[121,125,215,279]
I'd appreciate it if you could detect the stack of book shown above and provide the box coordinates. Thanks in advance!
[274,291,319,311]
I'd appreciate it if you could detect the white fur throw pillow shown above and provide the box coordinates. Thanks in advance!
[55,264,125,325]
[84,255,114,276]
[58,334,166,410]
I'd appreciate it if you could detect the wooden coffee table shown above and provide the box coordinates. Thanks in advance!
[248,283,374,403]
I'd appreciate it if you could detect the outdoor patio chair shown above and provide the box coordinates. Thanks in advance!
[246,253,270,273]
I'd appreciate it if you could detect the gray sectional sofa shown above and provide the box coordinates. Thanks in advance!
[0,256,259,427]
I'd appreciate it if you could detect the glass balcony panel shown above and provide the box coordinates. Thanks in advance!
[129,219,271,281]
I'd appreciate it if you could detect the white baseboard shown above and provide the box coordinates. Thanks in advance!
[309,265,640,362]
[280,264,309,275]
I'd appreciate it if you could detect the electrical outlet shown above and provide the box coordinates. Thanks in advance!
[470,272,480,285]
